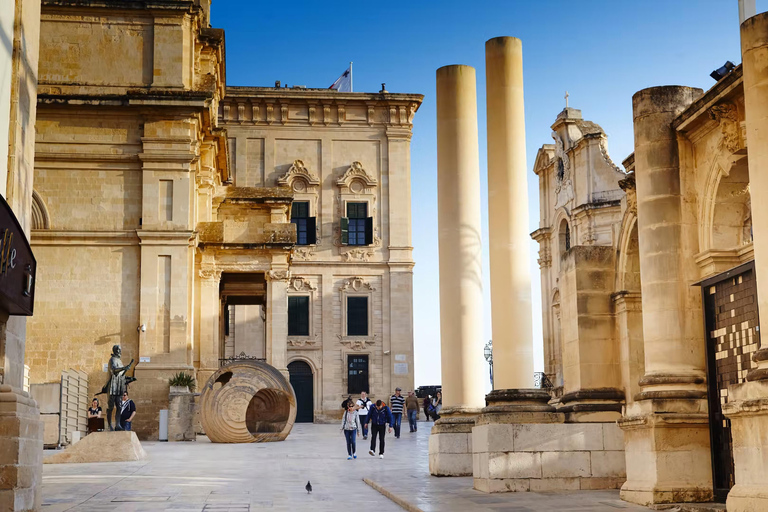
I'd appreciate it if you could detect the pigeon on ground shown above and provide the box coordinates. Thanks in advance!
[305,481,312,494]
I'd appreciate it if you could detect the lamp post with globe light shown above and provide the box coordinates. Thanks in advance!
[484,340,493,388]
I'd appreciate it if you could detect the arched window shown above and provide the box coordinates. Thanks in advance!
[559,219,571,255]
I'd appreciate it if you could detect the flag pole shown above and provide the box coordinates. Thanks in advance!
[350,61,353,93]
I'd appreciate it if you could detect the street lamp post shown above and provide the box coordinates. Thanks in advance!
[484,340,493,388]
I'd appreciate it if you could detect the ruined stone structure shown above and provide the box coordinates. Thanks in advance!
[431,11,768,509]
[23,0,421,445]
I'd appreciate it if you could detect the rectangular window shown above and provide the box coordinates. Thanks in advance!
[347,296,368,336]
[288,296,310,336]
[347,355,369,394]
[343,202,373,246]
[291,201,316,245]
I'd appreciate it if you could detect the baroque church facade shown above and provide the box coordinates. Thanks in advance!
[23,0,420,438]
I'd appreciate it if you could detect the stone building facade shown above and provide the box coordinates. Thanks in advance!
[219,87,420,422]
[23,0,420,441]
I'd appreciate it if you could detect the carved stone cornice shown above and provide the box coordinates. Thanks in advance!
[267,269,291,281]
[709,102,742,154]
[338,337,376,350]
[277,159,320,190]
[289,276,317,292]
[199,268,222,280]
[537,247,552,269]
[287,338,320,349]
[292,247,315,261]
[336,161,378,189]
[340,276,375,292]
[618,171,637,215]
[341,248,375,262]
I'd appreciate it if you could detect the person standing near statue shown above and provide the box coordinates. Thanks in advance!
[102,344,135,431]
[119,390,136,431]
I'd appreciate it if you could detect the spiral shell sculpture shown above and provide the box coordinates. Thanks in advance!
[200,360,297,443]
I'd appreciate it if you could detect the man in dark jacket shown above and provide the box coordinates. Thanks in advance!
[367,400,392,458]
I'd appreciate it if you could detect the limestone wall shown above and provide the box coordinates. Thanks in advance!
[26,0,227,441]
[26,245,141,401]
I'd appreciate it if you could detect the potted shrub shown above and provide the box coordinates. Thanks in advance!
[169,372,196,393]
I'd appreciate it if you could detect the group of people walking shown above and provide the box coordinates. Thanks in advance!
[341,388,443,460]
[339,388,442,459]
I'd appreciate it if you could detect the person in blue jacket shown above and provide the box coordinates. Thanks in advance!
[367,399,393,458]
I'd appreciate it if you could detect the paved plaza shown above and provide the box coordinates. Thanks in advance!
[40,422,656,511]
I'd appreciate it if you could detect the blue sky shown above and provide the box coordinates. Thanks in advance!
[212,1,745,387]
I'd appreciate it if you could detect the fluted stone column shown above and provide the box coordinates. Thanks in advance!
[429,64,486,477]
[721,12,768,511]
[618,86,713,506]
[485,37,534,390]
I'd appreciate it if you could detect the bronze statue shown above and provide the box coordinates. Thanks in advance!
[101,344,136,431]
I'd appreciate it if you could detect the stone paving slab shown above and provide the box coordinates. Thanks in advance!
[41,421,669,511]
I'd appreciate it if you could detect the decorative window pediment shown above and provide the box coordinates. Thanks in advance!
[278,160,320,192]
[340,276,376,292]
[336,161,377,193]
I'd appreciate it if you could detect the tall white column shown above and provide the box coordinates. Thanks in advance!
[485,36,533,390]
[430,64,486,477]
[436,65,486,410]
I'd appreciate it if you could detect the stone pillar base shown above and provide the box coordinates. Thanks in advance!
[168,388,196,442]
[0,385,42,512]
[473,389,625,493]
[428,406,480,476]
[723,380,768,511]
[618,399,713,506]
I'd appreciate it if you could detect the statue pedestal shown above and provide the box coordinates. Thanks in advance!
[44,431,147,464]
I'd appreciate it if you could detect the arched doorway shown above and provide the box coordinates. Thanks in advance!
[288,361,314,423]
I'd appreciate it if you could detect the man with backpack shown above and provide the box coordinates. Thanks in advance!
[356,391,372,439]
[367,400,392,458]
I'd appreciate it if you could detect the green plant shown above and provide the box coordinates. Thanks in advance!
[168,371,196,391]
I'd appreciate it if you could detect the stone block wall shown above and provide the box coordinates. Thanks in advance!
[472,422,625,493]
[0,387,42,512]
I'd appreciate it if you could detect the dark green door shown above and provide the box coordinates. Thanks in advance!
[288,361,314,423]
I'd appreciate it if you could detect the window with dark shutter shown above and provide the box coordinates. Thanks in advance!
[344,202,372,246]
[288,296,310,336]
[347,355,369,394]
[291,201,316,245]
[347,296,368,336]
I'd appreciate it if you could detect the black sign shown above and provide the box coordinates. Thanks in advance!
[0,195,35,315]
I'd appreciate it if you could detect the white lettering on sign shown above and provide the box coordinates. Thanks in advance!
[0,229,14,274]
[394,354,406,362]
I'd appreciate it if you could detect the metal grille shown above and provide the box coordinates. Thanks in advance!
[347,355,369,394]
[703,263,760,498]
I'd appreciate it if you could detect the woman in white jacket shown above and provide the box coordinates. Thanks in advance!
[340,400,362,459]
